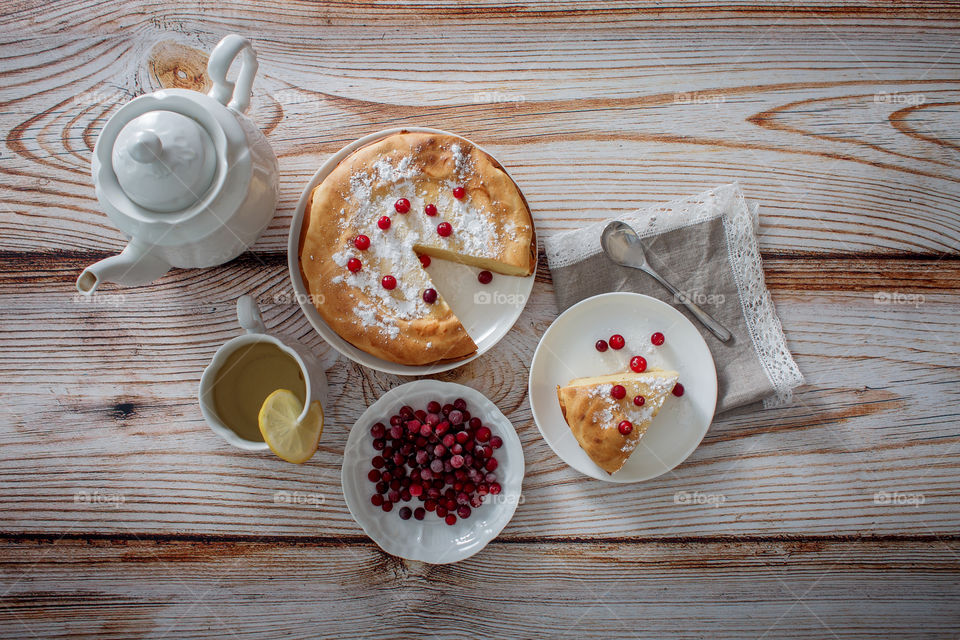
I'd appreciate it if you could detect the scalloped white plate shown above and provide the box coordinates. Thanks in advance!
[287,127,535,375]
[341,380,524,563]
[529,292,717,483]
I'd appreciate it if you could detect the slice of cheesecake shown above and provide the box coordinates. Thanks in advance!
[557,370,679,474]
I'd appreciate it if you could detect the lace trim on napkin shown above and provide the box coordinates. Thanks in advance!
[544,183,804,405]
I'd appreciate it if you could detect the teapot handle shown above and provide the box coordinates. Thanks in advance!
[207,34,258,113]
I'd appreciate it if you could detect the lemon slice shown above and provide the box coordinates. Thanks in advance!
[258,389,324,464]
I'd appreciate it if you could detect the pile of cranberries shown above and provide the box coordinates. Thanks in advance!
[593,330,685,435]
[367,397,503,526]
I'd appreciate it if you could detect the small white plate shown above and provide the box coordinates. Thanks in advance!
[529,292,717,483]
[287,127,535,375]
[341,380,524,564]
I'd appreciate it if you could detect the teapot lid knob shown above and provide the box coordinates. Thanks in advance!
[111,110,218,213]
[128,130,163,164]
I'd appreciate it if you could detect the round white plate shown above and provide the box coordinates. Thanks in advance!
[341,380,524,564]
[287,127,536,375]
[529,292,717,483]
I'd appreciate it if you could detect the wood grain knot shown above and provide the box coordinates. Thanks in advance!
[148,41,211,93]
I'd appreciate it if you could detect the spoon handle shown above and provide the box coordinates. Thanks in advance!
[642,266,733,343]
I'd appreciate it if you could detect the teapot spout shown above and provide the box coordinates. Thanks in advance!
[76,241,171,295]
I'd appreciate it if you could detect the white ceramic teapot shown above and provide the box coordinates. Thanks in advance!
[77,35,279,295]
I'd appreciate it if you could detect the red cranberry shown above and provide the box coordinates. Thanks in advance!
[388,489,400,503]
[377,215,391,230]
[442,403,454,415]
[442,433,455,448]
[611,385,626,400]
[371,494,383,506]
[630,355,647,373]
[452,186,466,199]
[376,481,388,494]
[453,398,467,411]
[448,410,464,425]
[382,501,393,512]
[672,382,685,397]
[490,436,503,449]
[651,332,665,346]
[618,420,633,435]
[633,395,645,406]
[424,203,438,216]
[354,234,370,250]
[437,222,452,237]
[372,439,385,450]
[470,494,483,508]
[394,198,410,214]
[371,456,385,468]
[595,339,608,352]
[424,499,437,512]
[484,472,497,483]
[477,270,493,284]
[450,454,465,468]
[609,334,625,350]
[347,257,362,273]
[414,507,425,520]
[389,415,402,427]
[458,505,472,519]
[445,514,457,525]
[419,254,431,268]
[455,431,469,444]
[421,288,437,304]
[485,458,498,472]
[469,417,482,429]
[398,506,412,519]
[475,426,491,442]
[427,401,441,413]
[489,482,501,495]
[409,483,423,497]
[382,275,397,290]
[367,469,381,482]
[436,506,448,517]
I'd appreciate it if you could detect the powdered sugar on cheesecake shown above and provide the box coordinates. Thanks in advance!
[334,142,510,333]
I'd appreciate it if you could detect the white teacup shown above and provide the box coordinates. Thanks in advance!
[199,295,328,451]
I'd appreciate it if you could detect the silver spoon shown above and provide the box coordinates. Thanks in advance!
[601,220,733,343]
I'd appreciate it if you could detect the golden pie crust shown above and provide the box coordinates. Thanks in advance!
[299,132,536,366]
[557,370,678,474]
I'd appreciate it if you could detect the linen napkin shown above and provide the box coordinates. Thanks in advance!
[544,183,803,412]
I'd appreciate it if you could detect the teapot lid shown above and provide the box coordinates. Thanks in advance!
[111,110,217,212]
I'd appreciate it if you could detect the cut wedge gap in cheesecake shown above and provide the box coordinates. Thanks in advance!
[557,370,679,475]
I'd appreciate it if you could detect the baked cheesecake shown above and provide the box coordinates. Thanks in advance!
[557,370,679,474]
[299,132,536,365]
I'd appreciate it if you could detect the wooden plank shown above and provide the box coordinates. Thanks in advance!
[1,18,959,256]
[1,537,958,639]
[1,255,957,537]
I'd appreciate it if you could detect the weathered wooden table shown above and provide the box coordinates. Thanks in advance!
[2,2,959,637]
